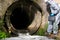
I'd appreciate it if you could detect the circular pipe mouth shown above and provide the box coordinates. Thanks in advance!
[4,1,42,34]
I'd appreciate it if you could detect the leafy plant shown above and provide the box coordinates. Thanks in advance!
[0,31,7,39]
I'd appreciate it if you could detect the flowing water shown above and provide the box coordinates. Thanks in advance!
[2,32,54,40]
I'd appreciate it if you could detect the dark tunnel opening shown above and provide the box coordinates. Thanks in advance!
[4,0,42,34]
[10,7,32,30]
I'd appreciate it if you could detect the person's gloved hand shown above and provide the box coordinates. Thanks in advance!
[50,13,55,16]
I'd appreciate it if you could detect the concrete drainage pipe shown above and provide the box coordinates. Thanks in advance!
[4,1,42,34]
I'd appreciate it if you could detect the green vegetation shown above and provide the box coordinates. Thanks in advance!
[0,19,6,39]
[0,19,4,28]
[0,31,7,39]
[0,18,10,39]
[0,30,10,40]
[35,23,48,36]
[44,23,48,32]
[35,28,45,36]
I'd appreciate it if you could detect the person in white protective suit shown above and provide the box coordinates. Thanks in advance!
[46,0,60,35]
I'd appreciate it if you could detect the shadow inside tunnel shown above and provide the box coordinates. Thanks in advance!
[10,7,32,30]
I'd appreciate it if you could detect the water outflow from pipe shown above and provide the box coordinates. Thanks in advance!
[18,33,30,36]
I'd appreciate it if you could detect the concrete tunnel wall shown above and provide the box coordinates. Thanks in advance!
[0,0,48,34]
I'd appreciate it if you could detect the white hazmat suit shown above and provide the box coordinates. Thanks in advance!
[46,0,60,34]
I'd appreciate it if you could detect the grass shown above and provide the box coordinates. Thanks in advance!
[35,28,45,36]
[0,18,10,39]
[0,19,6,39]
[35,23,48,36]
[0,31,7,39]
[0,31,10,40]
